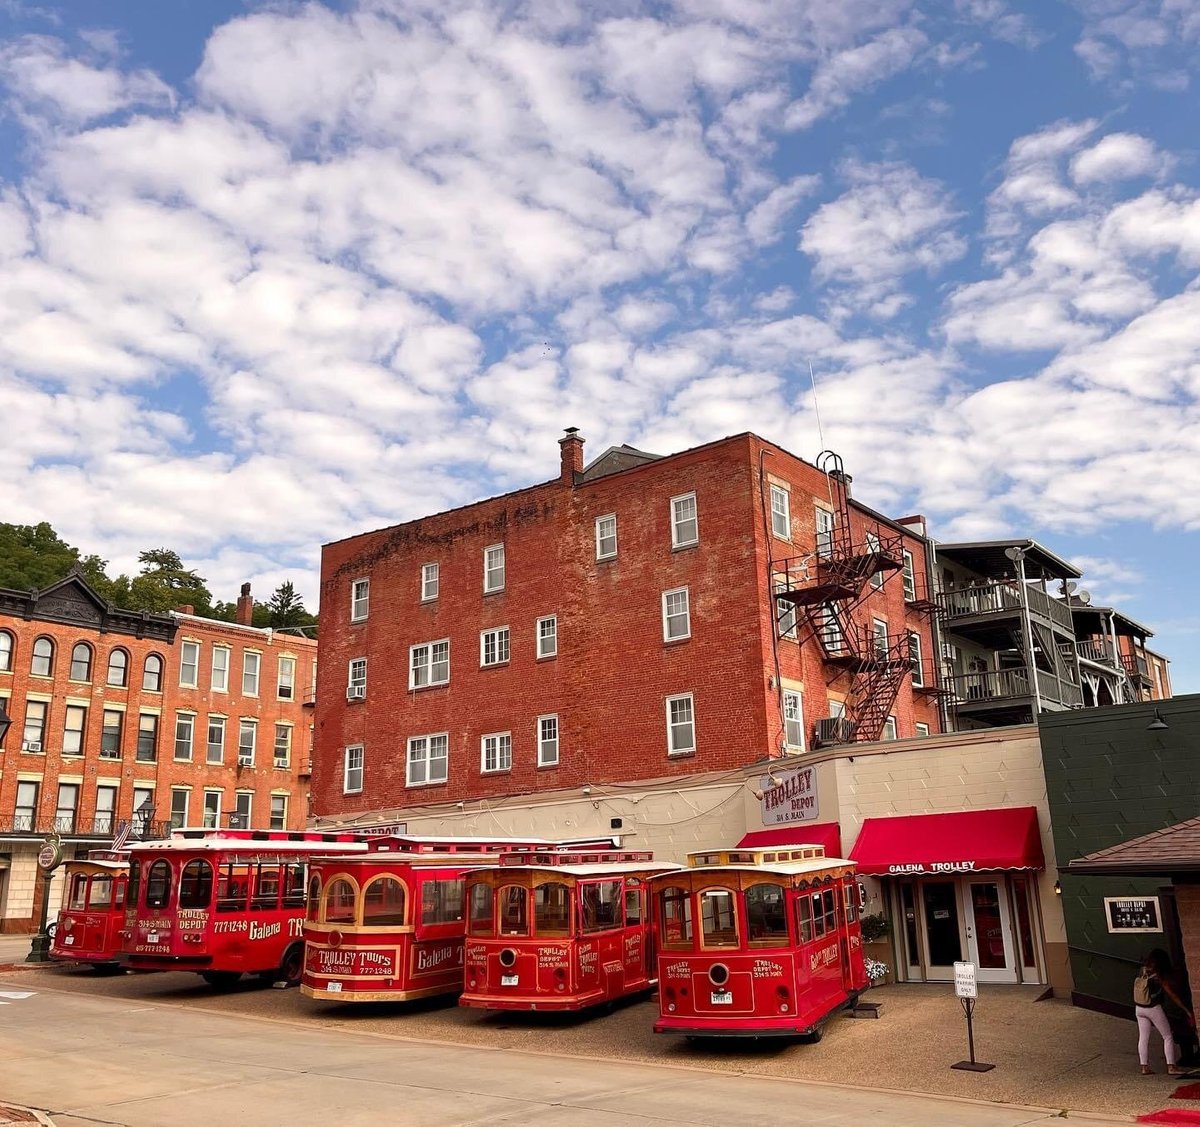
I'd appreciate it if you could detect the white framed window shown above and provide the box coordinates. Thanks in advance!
[872,619,889,659]
[237,720,257,765]
[815,506,835,558]
[410,640,450,689]
[909,631,925,687]
[407,733,449,787]
[670,492,698,548]
[180,640,200,688]
[535,615,558,659]
[242,651,260,696]
[538,714,559,767]
[665,693,696,756]
[662,587,691,642]
[770,484,791,539]
[63,705,86,756]
[169,788,189,830]
[232,791,253,830]
[348,657,367,696]
[277,656,296,700]
[211,646,229,693]
[422,562,439,602]
[481,732,512,774]
[484,544,505,593]
[882,716,898,741]
[206,716,225,764]
[274,723,292,768]
[783,690,804,751]
[270,794,288,830]
[902,550,917,602]
[351,578,370,622]
[480,627,511,667]
[202,790,222,830]
[774,582,798,639]
[344,745,364,794]
[174,713,195,762]
[866,532,884,589]
[595,514,618,560]
[915,722,931,737]
[820,603,843,651]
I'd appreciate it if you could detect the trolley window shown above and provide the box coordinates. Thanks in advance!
[658,886,693,950]
[843,882,859,926]
[820,887,838,934]
[216,862,250,913]
[797,893,814,943]
[323,878,358,925]
[699,888,739,949]
[534,882,571,938]
[363,877,406,926]
[127,859,141,911]
[745,883,788,948]
[145,859,172,910]
[498,885,529,937]
[580,880,621,933]
[89,876,115,910]
[282,864,306,909]
[251,864,282,911]
[467,882,493,936]
[179,860,214,909]
[68,874,88,910]
[623,886,642,926]
[422,878,465,926]
[305,874,322,920]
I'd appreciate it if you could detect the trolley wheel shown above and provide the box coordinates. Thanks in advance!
[200,971,242,988]
[803,1026,823,1044]
[278,943,304,988]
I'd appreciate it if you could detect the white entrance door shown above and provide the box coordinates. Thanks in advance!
[961,879,1018,984]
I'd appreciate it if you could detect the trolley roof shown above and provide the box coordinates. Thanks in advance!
[478,860,682,878]
[129,835,368,856]
[63,858,127,873]
[641,845,857,880]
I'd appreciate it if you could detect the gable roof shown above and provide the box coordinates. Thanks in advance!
[577,444,663,483]
[0,569,177,643]
[1068,815,1200,876]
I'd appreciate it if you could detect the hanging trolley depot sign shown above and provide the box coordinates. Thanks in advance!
[37,835,64,873]
[1104,896,1163,933]
[760,766,818,826]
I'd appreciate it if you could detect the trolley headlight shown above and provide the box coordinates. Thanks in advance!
[499,948,517,969]
[62,918,74,933]
[707,963,730,987]
[329,930,343,949]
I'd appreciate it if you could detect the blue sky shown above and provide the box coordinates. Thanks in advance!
[1,0,1198,691]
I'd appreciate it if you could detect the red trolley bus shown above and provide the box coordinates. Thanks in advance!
[50,850,129,969]
[301,835,562,1003]
[120,829,367,986]
[649,844,869,1039]
[459,849,680,1012]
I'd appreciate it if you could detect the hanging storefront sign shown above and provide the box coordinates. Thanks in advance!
[759,766,818,827]
[1103,897,1162,933]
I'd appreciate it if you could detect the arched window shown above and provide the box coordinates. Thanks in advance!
[658,886,693,950]
[89,875,115,909]
[31,636,54,677]
[305,874,322,921]
[699,888,739,949]
[362,877,407,926]
[106,648,128,687]
[143,653,163,692]
[467,882,493,936]
[70,642,93,682]
[322,878,358,925]
[145,860,173,909]
[498,885,529,937]
[745,883,789,948]
[179,860,214,909]
[534,882,572,937]
[0,629,13,672]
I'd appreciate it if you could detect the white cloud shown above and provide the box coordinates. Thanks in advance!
[1071,132,1165,184]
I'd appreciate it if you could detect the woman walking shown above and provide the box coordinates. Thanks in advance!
[1135,950,1194,1076]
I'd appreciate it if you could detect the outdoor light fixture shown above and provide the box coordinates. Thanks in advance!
[581,785,592,796]
[1054,880,1062,896]
[1147,708,1169,732]
[0,697,11,748]
[767,773,783,787]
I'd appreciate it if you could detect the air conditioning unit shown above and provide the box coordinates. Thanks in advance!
[814,717,858,747]
[237,754,254,767]
[23,740,41,753]
[346,684,366,701]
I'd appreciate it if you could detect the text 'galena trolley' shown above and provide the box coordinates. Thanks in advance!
[648,844,868,1038]
[460,848,680,1012]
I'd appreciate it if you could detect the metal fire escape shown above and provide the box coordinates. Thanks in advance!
[773,451,911,743]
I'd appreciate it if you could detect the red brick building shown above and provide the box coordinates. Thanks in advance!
[315,431,942,820]
[0,571,315,933]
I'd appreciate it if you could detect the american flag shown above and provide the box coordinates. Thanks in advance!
[112,819,131,850]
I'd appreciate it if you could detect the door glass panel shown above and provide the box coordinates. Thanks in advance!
[970,882,1007,969]
[900,881,921,972]
[1012,877,1037,969]
[922,881,962,966]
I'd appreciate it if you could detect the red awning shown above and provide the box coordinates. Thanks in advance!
[849,807,1044,876]
[737,822,843,856]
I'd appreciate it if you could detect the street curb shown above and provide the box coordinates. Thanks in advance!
[0,1103,55,1126]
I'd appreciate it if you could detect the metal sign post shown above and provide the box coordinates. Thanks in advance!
[26,834,64,964]
[951,961,995,1072]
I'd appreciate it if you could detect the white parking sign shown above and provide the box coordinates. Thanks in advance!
[954,961,977,999]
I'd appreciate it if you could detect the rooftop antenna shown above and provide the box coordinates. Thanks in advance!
[809,360,835,508]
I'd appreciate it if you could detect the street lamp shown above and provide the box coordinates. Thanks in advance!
[26,833,63,963]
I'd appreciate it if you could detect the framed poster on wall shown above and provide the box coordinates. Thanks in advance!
[1103,896,1163,933]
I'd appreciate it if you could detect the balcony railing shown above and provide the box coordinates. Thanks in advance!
[938,581,1074,631]
[0,815,173,839]
[1076,638,1120,667]
[945,666,1083,709]
[1121,653,1151,681]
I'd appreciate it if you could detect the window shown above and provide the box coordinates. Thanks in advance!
[423,877,466,925]
[143,653,163,692]
[770,484,791,538]
[581,880,622,933]
[106,648,127,687]
[902,549,917,602]
[323,878,357,924]
[537,615,557,659]
[242,651,260,696]
[238,720,256,765]
[344,745,364,794]
[132,787,155,835]
[348,657,367,697]
[274,723,291,768]
[783,690,804,751]
[534,882,571,937]
[136,713,158,762]
[277,656,295,700]
[55,783,79,832]
[31,636,53,677]
[909,631,924,687]
[363,877,406,926]
[351,577,370,621]
[202,790,221,830]
[746,884,789,948]
[63,705,87,756]
[815,506,835,558]
[484,543,505,593]
[659,886,693,949]
[170,789,189,829]
[94,785,117,835]
[882,716,898,741]
[409,640,450,688]
[0,629,11,672]
[70,642,93,682]
[481,732,512,774]
[820,603,843,652]
[915,722,931,737]
[270,794,288,830]
[498,886,529,936]
[101,710,123,759]
[700,888,739,948]
[468,882,494,936]
[865,532,884,589]
[665,693,695,756]
[146,860,172,910]
[538,715,559,767]
[421,562,439,601]
[22,700,47,750]
[662,587,691,642]
[624,888,643,926]
[233,792,252,829]
[407,733,448,786]
[179,640,200,688]
[873,619,889,659]
[207,716,225,764]
[480,627,510,667]
[179,860,213,909]
[595,514,617,560]
[670,492,698,548]
[15,781,39,831]
[777,597,799,639]
[211,646,229,692]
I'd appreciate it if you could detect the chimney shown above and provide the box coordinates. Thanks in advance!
[236,582,254,626]
[559,427,584,482]
[829,468,853,497]
[176,604,194,616]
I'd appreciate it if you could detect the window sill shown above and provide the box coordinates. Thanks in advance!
[483,588,506,597]
[405,779,448,789]
[536,652,557,662]
[537,760,560,770]
[408,681,450,692]
[420,596,439,605]
[173,757,194,764]
[596,553,618,564]
[481,768,512,776]
[663,635,691,646]
[480,662,511,671]
[343,788,363,796]
[667,749,696,759]
[671,541,699,553]
[349,616,369,625]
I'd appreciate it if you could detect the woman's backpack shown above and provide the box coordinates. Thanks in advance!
[1134,970,1161,1007]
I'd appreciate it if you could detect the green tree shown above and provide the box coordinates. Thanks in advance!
[123,548,215,615]
[0,521,114,597]
[266,581,309,627]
